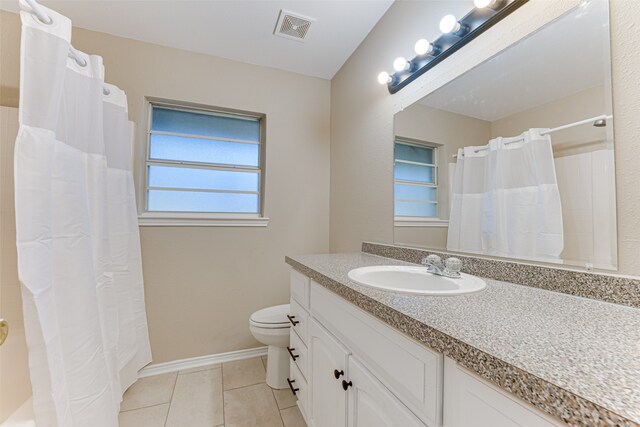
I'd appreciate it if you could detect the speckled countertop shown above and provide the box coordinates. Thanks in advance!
[285,252,640,427]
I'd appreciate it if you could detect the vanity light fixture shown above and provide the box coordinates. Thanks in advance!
[474,0,502,9]
[379,0,529,93]
[393,57,411,72]
[377,71,392,85]
[414,39,436,56]
[439,15,466,35]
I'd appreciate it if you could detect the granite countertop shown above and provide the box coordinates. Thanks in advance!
[285,252,640,427]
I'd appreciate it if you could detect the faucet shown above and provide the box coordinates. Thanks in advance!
[421,254,463,279]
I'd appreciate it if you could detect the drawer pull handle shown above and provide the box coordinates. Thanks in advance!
[287,315,299,326]
[333,369,344,379]
[341,380,353,391]
[287,378,299,396]
[287,346,300,360]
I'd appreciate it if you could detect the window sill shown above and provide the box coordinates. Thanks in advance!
[394,218,449,227]
[138,213,269,227]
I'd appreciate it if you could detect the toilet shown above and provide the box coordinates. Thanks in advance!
[249,304,291,389]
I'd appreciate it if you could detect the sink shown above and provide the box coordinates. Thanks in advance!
[347,265,486,296]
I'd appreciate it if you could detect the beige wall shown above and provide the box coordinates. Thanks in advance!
[331,0,640,276]
[393,103,491,250]
[0,10,330,364]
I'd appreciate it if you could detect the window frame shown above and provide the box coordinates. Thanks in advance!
[138,99,268,227]
[393,137,448,227]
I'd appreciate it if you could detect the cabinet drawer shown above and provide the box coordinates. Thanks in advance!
[290,269,310,308]
[289,329,308,380]
[311,282,443,427]
[443,358,563,427]
[288,360,308,417]
[289,298,308,344]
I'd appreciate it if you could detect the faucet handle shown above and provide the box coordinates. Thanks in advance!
[422,254,442,267]
[444,257,462,275]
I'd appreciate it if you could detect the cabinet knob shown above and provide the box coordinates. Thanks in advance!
[341,380,353,391]
[287,346,300,360]
[286,378,299,396]
[287,315,300,326]
[333,369,344,379]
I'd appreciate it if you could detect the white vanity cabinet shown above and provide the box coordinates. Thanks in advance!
[308,318,348,427]
[347,356,428,427]
[288,268,564,427]
[443,358,563,427]
[288,269,312,420]
[289,269,441,427]
[307,317,429,427]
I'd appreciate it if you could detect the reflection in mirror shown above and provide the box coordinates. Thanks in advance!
[393,1,617,270]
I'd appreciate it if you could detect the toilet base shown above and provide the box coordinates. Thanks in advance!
[266,345,290,389]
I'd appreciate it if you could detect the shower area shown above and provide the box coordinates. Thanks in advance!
[1,1,153,425]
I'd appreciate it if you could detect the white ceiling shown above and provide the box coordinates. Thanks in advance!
[1,0,394,79]
[419,0,611,121]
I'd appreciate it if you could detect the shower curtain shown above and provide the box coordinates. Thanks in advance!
[14,3,151,426]
[447,129,564,262]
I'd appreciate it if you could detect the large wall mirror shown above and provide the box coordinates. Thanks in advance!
[393,0,617,270]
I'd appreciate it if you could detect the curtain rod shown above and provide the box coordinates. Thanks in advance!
[21,0,111,95]
[452,114,613,159]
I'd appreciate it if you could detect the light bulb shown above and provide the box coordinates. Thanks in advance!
[393,57,409,72]
[439,15,461,34]
[414,39,434,56]
[474,0,497,8]
[377,71,391,85]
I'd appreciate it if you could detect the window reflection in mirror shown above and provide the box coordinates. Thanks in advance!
[393,0,616,271]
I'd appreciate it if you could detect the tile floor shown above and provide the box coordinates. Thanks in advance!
[119,356,307,427]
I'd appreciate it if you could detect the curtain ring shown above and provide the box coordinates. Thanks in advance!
[68,50,87,67]
[32,12,53,25]
[25,0,53,26]
[73,56,87,67]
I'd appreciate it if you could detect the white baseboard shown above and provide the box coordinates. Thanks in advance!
[139,346,268,378]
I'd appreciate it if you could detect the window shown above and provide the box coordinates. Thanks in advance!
[394,138,438,219]
[142,102,265,225]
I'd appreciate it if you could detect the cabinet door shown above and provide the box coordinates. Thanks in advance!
[444,358,562,427]
[347,357,426,427]
[308,318,349,427]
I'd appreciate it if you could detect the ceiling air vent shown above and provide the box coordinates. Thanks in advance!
[274,10,315,42]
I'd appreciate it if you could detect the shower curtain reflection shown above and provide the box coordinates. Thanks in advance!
[447,129,564,262]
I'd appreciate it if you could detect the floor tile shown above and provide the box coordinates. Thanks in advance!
[272,387,297,409]
[223,357,266,390]
[224,383,284,427]
[118,404,169,427]
[179,362,222,375]
[166,368,224,427]
[120,372,177,411]
[280,406,307,427]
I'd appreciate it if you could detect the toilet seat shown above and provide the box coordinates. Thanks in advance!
[250,304,291,329]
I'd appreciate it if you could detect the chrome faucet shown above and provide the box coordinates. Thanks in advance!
[421,254,463,278]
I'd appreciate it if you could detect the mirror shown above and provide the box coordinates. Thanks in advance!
[393,1,617,270]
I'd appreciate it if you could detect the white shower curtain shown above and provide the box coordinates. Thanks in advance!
[447,129,564,262]
[14,3,151,426]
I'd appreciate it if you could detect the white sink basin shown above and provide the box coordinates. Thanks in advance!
[347,265,486,296]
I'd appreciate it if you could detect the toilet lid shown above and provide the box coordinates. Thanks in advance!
[250,304,291,326]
